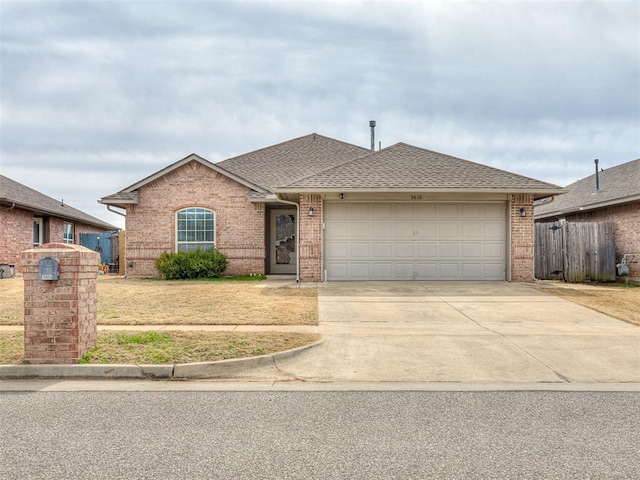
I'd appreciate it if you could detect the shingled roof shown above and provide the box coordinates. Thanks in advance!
[276,143,563,198]
[1,175,117,230]
[217,133,371,191]
[535,158,640,219]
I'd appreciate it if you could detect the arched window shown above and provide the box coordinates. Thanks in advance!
[176,208,215,252]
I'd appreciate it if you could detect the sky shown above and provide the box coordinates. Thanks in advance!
[1,0,638,230]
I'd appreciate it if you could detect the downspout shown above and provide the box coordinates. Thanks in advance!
[273,196,300,283]
[106,205,126,217]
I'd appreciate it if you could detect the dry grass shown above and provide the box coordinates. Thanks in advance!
[0,276,317,326]
[537,283,640,326]
[0,330,321,365]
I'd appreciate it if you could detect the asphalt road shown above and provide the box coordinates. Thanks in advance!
[1,391,638,479]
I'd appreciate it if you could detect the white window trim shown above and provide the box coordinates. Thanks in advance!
[175,208,216,252]
[33,218,43,247]
[63,222,74,244]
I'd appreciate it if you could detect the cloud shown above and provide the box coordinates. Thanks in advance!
[1,0,638,229]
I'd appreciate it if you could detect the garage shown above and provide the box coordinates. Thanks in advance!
[324,202,507,281]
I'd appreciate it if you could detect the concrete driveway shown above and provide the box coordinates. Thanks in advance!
[275,282,640,383]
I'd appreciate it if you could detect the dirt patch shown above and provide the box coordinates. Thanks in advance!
[536,284,640,326]
[0,276,317,326]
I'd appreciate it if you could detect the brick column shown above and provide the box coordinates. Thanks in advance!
[510,194,535,282]
[20,243,100,364]
[299,194,323,282]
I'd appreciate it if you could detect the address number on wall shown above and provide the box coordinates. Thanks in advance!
[410,195,423,200]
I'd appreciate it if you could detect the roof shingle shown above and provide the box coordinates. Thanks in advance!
[0,175,116,230]
[535,158,640,218]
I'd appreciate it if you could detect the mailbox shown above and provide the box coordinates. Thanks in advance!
[38,257,60,281]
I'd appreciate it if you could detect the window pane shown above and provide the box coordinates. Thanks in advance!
[176,208,215,252]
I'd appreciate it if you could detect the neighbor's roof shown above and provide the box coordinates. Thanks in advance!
[276,143,564,198]
[217,133,371,191]
[0,175,117,230]
[535,158,640,219]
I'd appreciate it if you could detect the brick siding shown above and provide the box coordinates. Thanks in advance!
[299,194,323,282]
[124,161,265,277]
[1,208,110,274]
[510,194,535,282]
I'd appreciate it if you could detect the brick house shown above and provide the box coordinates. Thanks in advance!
[100,133,563,282]
[535,158,640,278]
[0,175,117,275]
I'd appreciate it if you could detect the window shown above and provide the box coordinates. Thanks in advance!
[176,208,215,252]
[63,223,74,244]
[33,218,43,247]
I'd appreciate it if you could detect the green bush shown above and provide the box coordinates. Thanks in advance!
[155,248,228,280]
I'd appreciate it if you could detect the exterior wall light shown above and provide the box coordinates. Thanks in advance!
[308,207,315,217]
[519,207,527,217]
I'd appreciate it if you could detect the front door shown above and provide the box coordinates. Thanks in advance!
[269,209,297,274]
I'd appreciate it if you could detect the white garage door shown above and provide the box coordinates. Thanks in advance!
[324,202,507,281]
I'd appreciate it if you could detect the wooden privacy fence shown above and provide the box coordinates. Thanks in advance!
[535,222,616,282]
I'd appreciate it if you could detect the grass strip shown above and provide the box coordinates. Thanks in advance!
[0,331,321,365]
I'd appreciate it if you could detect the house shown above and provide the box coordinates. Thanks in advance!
[535,158,640,278]
[0,175,118,275]
[100,133,563,282]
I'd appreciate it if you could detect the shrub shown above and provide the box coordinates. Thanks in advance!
[155,248,228,280]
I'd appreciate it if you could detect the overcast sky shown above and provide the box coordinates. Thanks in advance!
[1,0,638,229]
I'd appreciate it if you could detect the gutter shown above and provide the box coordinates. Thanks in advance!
[106,205,126,217]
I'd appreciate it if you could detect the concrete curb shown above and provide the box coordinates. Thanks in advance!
[0,340,323,380]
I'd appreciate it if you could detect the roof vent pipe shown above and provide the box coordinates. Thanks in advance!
[594,158,600,193]
[369,120,376,151]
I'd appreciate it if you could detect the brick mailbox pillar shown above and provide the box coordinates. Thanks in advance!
[20,243,100,364]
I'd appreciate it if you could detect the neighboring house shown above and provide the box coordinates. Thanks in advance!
[0,175,118,275]
[100,133,563,282]
[535,158,640,278]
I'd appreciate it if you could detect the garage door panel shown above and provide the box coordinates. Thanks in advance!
[349,222,370,238]
[371,203,393,217]
[393,222,414,239]
[372,263,393,279]
[326,221,348,239]
[393,263,414,279]
[460,204,482,218]
[461,243,482,258]
[394,242,415,258]
[438,222,459,238]
[439,242,459,258]
[416,242,437,258]
[393,204,415,217]
[349,203,371,217]
[324,202,506,281]
[416,263,438,280]
[373,242,393,258]
[462,222,483,238]
[349,263,371,279]
[483,263,506,280]
[415,204,438,217]
[350,242,370,258]
[438,263,461,279]
[371,222,393,239]
[415,222,437,238]
[326,241,348,258]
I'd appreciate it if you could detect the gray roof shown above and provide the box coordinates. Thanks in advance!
[535,158,640,219]
[217,133,371,191]
[101,134,564,205]
[0,175,117,230]
[278,143,563,197]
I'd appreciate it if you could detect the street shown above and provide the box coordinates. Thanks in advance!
[1,390,638,479]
